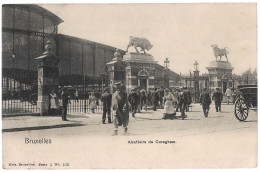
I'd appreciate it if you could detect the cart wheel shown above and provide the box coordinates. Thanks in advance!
[234,98,249,121]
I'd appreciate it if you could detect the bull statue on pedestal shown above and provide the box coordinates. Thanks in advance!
[211,44,229,61]
[126,36,153,54]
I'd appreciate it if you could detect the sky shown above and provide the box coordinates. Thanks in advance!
[40,3,257,75]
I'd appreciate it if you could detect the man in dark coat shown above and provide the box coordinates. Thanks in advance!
[158,86,165,108]
[128,88,139,117]
[136,87,141,113]
[101,87,112,124]
[185,90,192,112]
[140,87,147,111]
[199,88,211,117]
[179,87,189,120]
[61,88,71,121]
[212,88,223,112]
[112,83,129,136]
[152,88,160,111]
[175,89,181,112]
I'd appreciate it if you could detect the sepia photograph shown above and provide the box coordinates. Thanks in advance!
[1,1,258,169]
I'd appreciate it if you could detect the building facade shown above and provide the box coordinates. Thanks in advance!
[207,60,234,93]
[2,4,180,95]
[2,4,124,94]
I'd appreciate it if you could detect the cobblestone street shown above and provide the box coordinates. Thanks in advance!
[2,103,257,168]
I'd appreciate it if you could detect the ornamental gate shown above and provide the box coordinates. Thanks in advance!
[2,69,39,115]
[2,70,105,115]
[58,75,104,113]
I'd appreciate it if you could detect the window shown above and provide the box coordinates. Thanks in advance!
[2,6,14,28]
[30,11,43,32]
[44,18,55,34]
[14,8,29,30]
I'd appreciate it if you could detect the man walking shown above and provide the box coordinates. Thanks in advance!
[199,88,211,117]
[212,88,223,112]
[128,88,139,117]
[136,87,141,113]
[61,88,70,121]
[179,87,188,120]
[158,86,165,108]
[140,87,147,111]
[101,87,112,124]
[152,88,159,111]
[186,90,192,112]
[112,82,129,136]
[225,87,232,105]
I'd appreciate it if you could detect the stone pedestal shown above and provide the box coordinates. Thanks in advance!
[207,60,234,93]
[35,43,59,115]
[123,52,157,94]
[106,59,126,93]
[106,49,126,93]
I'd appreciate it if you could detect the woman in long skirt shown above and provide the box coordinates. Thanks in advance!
[49,89,58,115]
[89,92,97,113]
[162,88,177,120]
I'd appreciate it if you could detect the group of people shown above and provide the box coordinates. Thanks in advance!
[198,87,239,118]
[99,84,195,136]
[49,88,71,121]
[150,86,192,120]
[48,88,67,120]
[49,88,100,121]
[49,83,239,135]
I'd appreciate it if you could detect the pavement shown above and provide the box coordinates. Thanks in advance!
[2,103,258,169]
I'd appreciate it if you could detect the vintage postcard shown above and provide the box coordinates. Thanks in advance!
[1,3,258,169]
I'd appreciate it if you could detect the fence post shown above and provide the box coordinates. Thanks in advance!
[84,74,86,113]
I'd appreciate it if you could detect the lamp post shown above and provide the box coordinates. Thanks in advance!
[164,58,170,88]
[127,72,130,95]
[12,54,15,68]
[189,70,192,89]
[193,61,199,102]
[11,54,16,95]
[164,58,169,69]
[101,73,105,93]
[194,60,199,71]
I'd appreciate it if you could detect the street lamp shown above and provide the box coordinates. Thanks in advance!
[11,54,16,94]
[164,58,170,69]
[194,60,199,71]
[164,58,170,88]
[11,54,15,68]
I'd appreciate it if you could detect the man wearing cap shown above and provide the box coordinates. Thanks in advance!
[179,87,189,120]
[152,88,160,111]
[158,86,165,108]
[199,88,211,117]
[101,87,112,124]
[112,82,129,135]
[61,88,71,121]
[136,87,141,113]
[212,88,223,112]
[140,87,147,111]
[128,88,139,117]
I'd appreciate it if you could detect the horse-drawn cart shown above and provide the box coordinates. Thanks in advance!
[234,84,257,121]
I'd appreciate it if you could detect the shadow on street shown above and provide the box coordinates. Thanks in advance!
[2,123,85,133]
[243,120,257,123]
[134,117,162,121]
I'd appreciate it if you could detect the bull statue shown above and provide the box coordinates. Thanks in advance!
[211,44,229,61]
[126,36,153,54]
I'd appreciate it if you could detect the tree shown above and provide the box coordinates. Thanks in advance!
[234,68,257,85]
